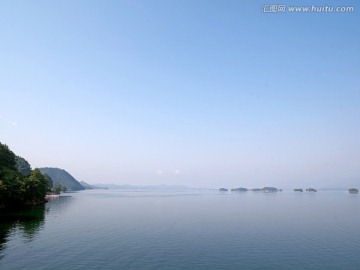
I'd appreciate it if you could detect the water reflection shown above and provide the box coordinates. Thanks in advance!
[0,206,45,257]
[0,195,73,260]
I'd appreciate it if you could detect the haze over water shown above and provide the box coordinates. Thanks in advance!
[1,189,360,269]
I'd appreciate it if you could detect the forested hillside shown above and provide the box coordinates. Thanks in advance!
[39,168,85,191]
[0,143,50,208]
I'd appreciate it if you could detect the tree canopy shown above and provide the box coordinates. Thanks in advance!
[15,156,32,176]
[0,142,51,208]
[0,143,17,170]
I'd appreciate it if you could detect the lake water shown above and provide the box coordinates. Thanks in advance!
[1,189,360,269]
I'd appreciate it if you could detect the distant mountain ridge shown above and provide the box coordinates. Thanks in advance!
[93,184,191,190]
[79,181,107,190]
[79,181,94,189]
[39,167,85,191]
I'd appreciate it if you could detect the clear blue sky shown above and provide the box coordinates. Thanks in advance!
[1,0,359,188]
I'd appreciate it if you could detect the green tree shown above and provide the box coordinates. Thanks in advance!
[0,168,23,206]
[43,173,53,190]
[0,143,21,207]
[0,142,50,208]
[52,184,62,195]
[0,143,16,170]
[23,169,49,205]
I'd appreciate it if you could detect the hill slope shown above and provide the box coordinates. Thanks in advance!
[39,167,85,191]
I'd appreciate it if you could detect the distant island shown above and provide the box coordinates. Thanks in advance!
[349,188,359,194]
[252,187,278,192]
[292,188,317,192]
[231,187,248,192]
[220,187,279,192]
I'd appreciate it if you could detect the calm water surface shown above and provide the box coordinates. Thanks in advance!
[1,189,360,269]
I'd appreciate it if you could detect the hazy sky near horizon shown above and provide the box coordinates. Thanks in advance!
[1,0,359,188]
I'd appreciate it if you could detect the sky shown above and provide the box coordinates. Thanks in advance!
[1,0,359,189]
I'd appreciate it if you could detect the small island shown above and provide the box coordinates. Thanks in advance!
[252,187,278,193]
[219,188,228,192]
[231,187,248,192]
[348,188,359,194]
[306,188,317,192]
[294,188,303,192]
